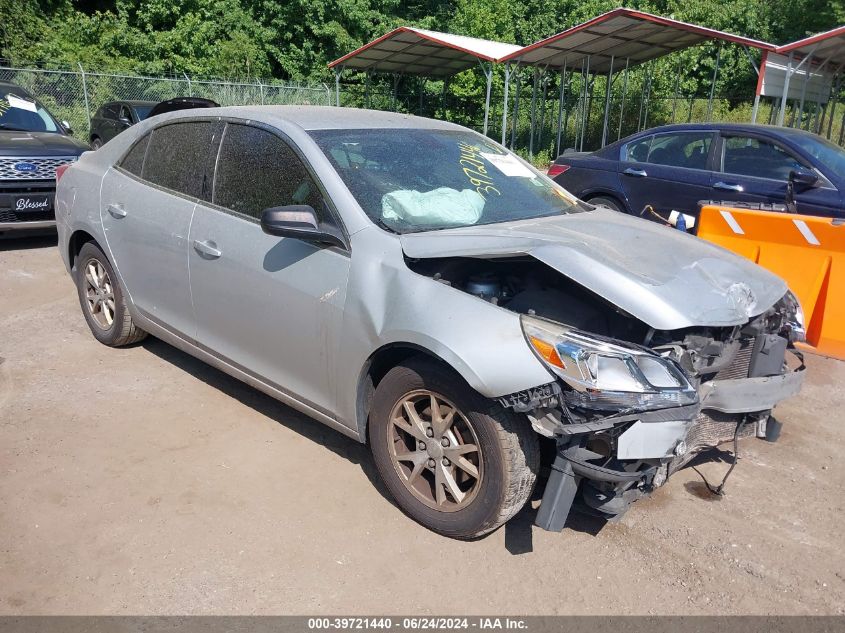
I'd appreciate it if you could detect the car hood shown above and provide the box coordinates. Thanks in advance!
[399,209,787,330]
[0,131,88,157]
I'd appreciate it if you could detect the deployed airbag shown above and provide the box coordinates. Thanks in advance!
[382,187,484,227]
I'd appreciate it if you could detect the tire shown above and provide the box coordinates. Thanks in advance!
[369,358,539,539]
[90,137,102,150]
[75,241,147,347]
[588,195,625,213]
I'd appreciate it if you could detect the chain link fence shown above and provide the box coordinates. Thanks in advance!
[0,64,332,138]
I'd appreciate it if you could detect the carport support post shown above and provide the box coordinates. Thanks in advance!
[752,51,768,124]
[797,54,815,126]
[510,68,522,149]
[579,56,591,151]
[418,78,425,115]
[479,61,493,137]
[671,57,682,122]
[77,62,91,134]
[364,71,372,109]
[827,69,843,139]
[601,55,614,148]
[529,68,539,158]
[778,52,795,126]
[706,43,722,122]
[391,73,401,110]
[617,57,629,141]
[501,63,511,146]
[555,64,567,157]
[334,67,343,107]
[538,69,549,149]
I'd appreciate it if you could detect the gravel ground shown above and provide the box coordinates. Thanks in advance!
[1,235,843,615]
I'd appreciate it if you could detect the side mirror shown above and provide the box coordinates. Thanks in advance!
[790,168,819,189]
[260,205,345,248]
[118,116,132,127]
[61,120,73,135]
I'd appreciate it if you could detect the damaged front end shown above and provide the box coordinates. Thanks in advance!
[406,250,806,531]
[506,295,806,531]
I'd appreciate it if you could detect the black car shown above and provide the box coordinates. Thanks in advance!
[549,123,845,219]
[0,82,88,234]
[89,100,156,149]
[89,97,219,149]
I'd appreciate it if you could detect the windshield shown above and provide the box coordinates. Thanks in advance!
[310,128,584,233]
[787,133,845,180]
[0,92,60,133]
[134,105,154,120]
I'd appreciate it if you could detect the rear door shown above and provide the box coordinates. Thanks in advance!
[713,133,842,216]
[618,130,716,218]
[100,120,221,337]
[187,121,350,418]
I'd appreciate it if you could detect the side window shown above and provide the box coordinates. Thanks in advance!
[722,136,803,180]
[624,136,652,163]
[119,133,150,177]
[213,123,329,223]
[637,132,714,169]
[142,121,215,198]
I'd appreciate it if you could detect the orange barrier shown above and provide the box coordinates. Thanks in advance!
[697,204,845,360]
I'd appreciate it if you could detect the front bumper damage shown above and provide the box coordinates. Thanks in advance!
[503,349,805,532]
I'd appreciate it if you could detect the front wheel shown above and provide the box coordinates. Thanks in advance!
[369,358,539,539]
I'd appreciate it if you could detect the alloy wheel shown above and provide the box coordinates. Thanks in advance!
[387,390,483,512]
[83,258,115,330]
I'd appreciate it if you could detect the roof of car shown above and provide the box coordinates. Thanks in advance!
[603,122,826,150]
[0,82,34,97]
[163,105,467,131]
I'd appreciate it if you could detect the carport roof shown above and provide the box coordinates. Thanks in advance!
[328,27,522,76]
[500,8,774,73]
[776,25,845,69]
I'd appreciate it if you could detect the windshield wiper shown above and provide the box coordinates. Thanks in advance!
[0,123,30,132]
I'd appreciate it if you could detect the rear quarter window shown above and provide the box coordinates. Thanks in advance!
[119,133,150,177]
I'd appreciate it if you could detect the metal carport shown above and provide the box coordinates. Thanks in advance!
[328,27,521,135]
[498,8,773,154]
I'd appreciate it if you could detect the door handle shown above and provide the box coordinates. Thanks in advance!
[193,239,222,259]
[106,203,127,218]
[713,181,744,192]
[623,167,647,177]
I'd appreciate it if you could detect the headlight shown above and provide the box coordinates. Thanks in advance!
[780,290,805,343]
[521,315,698,412]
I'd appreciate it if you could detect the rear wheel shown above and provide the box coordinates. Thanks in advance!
[588,195,625,213]
[75,241,147,347]
[369,358,539,539]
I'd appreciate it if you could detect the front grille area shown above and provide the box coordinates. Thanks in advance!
[715,337,754,380]
[0,157,76,181]
[0,209,54,223]
[669,411,757,473]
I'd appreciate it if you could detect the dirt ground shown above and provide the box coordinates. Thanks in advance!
[1,235,843,616]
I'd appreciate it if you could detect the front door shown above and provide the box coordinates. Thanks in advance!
[714,133,843,217]
[188,122,350,418]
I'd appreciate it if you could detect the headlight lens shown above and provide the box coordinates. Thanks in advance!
[781,290,805,342]
[521,315,698,412]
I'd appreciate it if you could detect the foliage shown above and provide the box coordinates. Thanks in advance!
[1,0,842,148]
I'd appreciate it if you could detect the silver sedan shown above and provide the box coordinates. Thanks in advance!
[56,106,805,538]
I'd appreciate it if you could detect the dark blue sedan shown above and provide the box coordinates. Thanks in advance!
[549,123,845,218]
